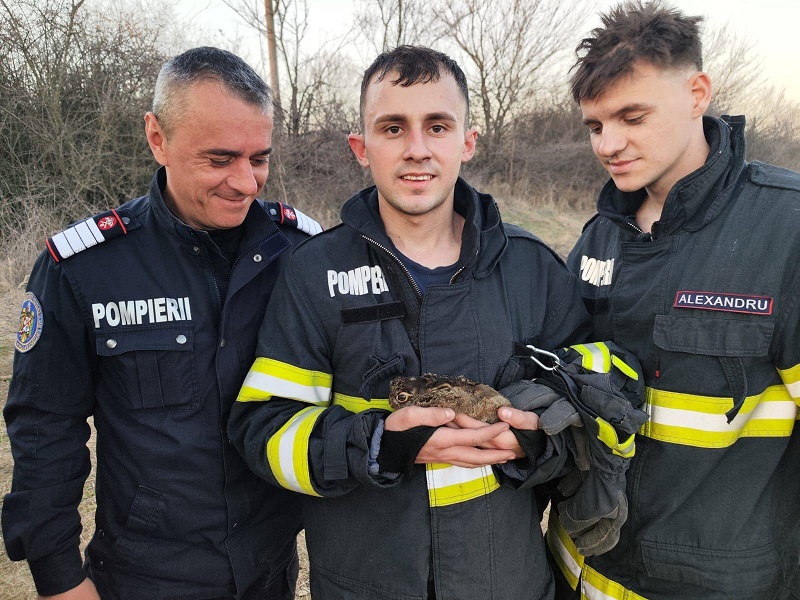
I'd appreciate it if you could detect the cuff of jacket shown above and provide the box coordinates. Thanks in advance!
[29,546,86,596]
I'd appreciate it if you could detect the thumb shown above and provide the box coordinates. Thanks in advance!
[498,406,539,431]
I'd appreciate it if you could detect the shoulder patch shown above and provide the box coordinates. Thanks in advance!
[46,209,128,262]
[749,161,800,193]
[264,201,323,236]
[15,292,43,353]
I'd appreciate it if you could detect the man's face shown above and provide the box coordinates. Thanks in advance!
[348,72,477,221]
[580,61,709,199]
[145,80,273,230]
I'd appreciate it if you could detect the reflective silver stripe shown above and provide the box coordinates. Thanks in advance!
[240,369,330,405]
[786,379,800,398]
[51,231,75,259]
[86,217,105,243]
[63,226,87,254]
[74,220,100,248]
[650,400,797,432]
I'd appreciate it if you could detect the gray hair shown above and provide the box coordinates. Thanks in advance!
[153,47,272,134]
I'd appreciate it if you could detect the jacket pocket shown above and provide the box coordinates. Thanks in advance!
[96,325,198,410]
[653,314,773,357]
[110,485,166,562]
[641,539,781,595]
[312,566,421,600]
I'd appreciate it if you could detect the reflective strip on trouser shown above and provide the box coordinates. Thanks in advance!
[778,363,800,403]
[425,463,499,507]
[546,512,584,591]
[581,566,647,600]
[237,357,332,405]
[640,384,797,448]
[266,406,325,496]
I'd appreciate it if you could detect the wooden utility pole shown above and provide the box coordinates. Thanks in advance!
[264,0,282,127]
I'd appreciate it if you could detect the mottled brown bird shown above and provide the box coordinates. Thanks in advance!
[388,374,510,423]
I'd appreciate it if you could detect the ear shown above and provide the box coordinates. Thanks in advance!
[688,72,712,118]
[348,133,370,168]
[461,126,478,164]
[144,112,169,166]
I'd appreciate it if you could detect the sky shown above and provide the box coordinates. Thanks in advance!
[173,0,800,104]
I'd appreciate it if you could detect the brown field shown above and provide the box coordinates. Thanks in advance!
[0,202,591,599]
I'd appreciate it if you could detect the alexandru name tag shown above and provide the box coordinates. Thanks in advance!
[674,291,773,316]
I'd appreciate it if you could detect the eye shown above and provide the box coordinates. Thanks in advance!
[430,124,446,134]
[385,125,402,135]
[587,125,601,135]
[250,156,270,166]
[397,392,411,404]
[624,115,645,126]
[210,157,233,167]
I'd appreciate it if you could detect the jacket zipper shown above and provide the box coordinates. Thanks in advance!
[362,235,423,300]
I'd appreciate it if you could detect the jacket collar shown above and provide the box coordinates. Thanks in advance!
[340,177,508,278]
[147,166,281,252]
[597,115,747,237]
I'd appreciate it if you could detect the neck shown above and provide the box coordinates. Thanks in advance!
[380,200,464,269]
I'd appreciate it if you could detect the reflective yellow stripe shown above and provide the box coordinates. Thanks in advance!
[581,565,648,600]
[571,343,611,373]
[266,406,324,497]
[777,363,800,402]
[425,463,499,507]
[611,354,639,381]
[595,418,636,458]
[332,393,391,413]
[640,385,797,448]
[546,512,584,591]
[237,357,332,405]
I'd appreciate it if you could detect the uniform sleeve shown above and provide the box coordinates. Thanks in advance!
[2,253,95,596]
[228,253,399,498]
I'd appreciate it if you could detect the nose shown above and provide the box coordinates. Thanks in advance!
[402,128,432,162]
[228,159,261,196]
[595,125,627,159]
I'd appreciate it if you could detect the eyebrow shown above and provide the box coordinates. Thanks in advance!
[205,147,273,157]
[582,103,652,126]
[372,112,458,126]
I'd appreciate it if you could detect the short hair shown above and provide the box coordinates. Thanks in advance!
[570,1,704,102]
[358,45,470,128]
[153,47,272,134]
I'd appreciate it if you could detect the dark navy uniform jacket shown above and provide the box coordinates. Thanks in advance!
[3,168,309,599]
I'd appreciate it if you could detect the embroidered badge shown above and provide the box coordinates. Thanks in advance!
[674,291,773,315]
[15,292,44,353]
[283,207,296,221]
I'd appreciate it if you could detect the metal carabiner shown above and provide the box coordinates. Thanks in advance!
[524,344,564,372]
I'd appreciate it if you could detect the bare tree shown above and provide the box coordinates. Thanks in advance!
[436,0,593,175]
[354,0,436,57]
[703,22,764,115]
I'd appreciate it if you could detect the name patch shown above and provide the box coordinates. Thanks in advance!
[92,297,192,328]
[327,266,389,297]
[579,255,615,287]
[674,291,773,315]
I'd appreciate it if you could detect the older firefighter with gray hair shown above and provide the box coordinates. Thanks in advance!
[3,46,319,600]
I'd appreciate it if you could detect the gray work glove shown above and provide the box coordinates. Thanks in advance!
[532,342,648,556]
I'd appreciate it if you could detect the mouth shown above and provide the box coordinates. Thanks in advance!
[399,174,434,182]
[607,159,638,175]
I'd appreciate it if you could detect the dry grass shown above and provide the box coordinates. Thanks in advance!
[0,196,590,598]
